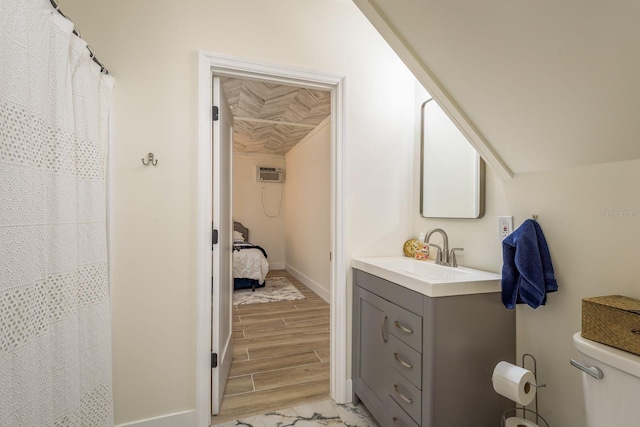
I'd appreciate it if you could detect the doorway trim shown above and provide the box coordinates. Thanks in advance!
[196,52,347,427]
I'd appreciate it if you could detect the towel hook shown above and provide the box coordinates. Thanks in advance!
[142,153,158,166]
[531,214,538,221]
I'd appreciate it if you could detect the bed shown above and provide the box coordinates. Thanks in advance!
[233,221,269,291]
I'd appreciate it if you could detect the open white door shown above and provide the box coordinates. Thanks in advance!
[211,76,234,415]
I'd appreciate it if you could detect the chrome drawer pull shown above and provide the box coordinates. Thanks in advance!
[393,385,414,404]
[394,352,413,369]
[381,315,388,343]
[394,321,413,334]
[570,359,604,380]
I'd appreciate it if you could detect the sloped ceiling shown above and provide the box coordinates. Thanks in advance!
[354,0,640,174]
[221,77,331,156]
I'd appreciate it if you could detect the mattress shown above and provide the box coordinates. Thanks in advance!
[233,243,269,284]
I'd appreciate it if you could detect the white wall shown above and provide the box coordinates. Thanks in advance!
[233,155,285,267]
[48,1,628,426]
[284,121,331,301]
[61,0,418,424]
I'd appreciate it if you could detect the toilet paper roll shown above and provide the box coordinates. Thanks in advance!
[504,416,539,427]
[492,361,536,406]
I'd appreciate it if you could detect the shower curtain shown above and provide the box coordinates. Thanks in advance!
[1,1,114,425]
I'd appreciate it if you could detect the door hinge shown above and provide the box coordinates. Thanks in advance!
[211,353,218,368]
[212,106,219,121]
[212,229,218,247]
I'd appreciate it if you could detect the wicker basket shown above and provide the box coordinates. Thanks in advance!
[582,295,640,356]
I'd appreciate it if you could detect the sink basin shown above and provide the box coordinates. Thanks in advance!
[352,256,502,297]
[371,257,472,281]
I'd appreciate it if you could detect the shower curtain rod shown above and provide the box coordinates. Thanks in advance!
[49,0,109,74]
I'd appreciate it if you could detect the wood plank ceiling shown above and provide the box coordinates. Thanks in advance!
[221,77,331,156]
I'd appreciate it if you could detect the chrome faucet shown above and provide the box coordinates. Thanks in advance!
[424,228,449,266]
[449,248,464,267]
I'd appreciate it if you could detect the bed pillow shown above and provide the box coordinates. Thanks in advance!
[233,230,245,242]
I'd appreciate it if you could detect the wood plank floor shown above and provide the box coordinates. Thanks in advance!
[212,270,330,424]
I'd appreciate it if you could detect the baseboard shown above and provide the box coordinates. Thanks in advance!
[285,264,330,302]
[345,379,353,404]
[270,261,285,270]
[115,410,196,427]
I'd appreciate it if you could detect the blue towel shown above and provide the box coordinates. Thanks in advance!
[501,219,558,309]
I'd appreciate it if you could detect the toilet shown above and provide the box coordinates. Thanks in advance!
[573,332,640,426]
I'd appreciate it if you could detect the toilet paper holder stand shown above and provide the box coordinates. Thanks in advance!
[500,353,550,427]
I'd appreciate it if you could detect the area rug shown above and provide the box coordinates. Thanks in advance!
[233,277,306,305]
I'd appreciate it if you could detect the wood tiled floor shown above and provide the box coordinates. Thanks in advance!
[212,270,330,424]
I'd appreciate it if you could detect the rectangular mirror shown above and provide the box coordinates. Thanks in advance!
[420,98,485,218]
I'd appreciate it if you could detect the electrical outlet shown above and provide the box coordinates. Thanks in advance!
[498,216,513,240]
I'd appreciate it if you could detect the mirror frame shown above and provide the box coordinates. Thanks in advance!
[420,98,485,219]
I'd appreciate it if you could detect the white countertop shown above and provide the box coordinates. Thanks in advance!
[352,256,502,297]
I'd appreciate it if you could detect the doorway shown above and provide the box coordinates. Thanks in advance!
[196,52,348,427]
[219,74,331,419]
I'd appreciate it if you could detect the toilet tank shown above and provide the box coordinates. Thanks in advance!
[573,332,640,426]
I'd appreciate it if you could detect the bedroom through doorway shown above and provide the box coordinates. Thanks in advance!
[197,53,348,426]
[215,75,333,423]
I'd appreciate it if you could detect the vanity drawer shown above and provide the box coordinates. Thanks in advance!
[387,301,422,351]
[389,365,422,424]
[386,398,420,427]
[388,334,422,389]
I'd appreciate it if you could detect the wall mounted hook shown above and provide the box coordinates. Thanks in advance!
[142,153,158,166]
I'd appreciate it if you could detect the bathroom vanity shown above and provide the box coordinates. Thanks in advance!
[352,258,515,427]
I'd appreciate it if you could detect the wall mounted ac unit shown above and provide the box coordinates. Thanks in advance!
[256,166,284,183]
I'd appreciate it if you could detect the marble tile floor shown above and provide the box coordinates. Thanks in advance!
[211,399,379,427]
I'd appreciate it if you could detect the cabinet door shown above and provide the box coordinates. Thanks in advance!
[353,286,392,407]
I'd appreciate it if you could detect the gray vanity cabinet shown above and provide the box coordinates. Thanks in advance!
[352,269,515,427]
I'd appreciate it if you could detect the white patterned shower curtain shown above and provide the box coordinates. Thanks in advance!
[1,1,114,426]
